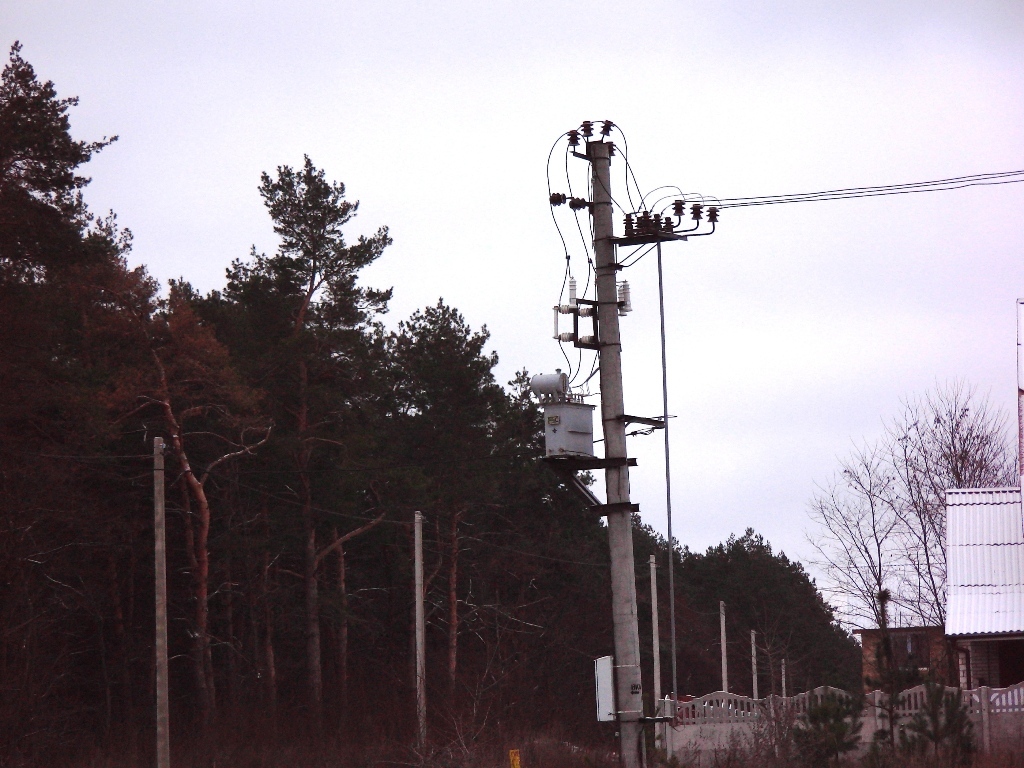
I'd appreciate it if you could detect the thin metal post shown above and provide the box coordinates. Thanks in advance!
[720,601,728,693]
[781,658,787,699]
[655,242,679,709]
[414,511,426,750]
[588,138,644,768]
[154,437,170,768]
[751,630,758,700]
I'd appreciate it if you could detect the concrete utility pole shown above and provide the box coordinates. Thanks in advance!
[589,139,644,768]
[414,511,426,750]
[750,631,758,700]
[781,658,787,699]
[154,437,170,768]
[719,601,728,693]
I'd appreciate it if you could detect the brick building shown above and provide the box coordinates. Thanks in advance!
[854,625,952,692]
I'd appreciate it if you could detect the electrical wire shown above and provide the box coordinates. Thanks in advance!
[545,134,573,267]
[613,124,646,211]
[619,243,657,269]
[713,169,1024,209]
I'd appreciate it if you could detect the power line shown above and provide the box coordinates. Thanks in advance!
[712,169,1024,209]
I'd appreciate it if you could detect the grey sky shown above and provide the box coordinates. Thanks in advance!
[7,1,1024,571]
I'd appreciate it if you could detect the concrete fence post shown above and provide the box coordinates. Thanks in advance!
[979,685,991,753]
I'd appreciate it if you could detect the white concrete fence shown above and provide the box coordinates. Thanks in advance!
[660,681,1024,759]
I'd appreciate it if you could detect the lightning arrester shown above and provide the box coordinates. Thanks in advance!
[618,281,632,316]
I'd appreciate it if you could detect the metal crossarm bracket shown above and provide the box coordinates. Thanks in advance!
[611,232,688,246]
[573,299,602,350]
[542,456,637,471]
[621,415,666,429]
[592,502,639,515]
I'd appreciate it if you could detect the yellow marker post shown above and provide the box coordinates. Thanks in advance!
[509,749,521,768]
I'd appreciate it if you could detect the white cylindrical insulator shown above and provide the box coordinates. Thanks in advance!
[558,304,575,314]
[553,306,559,340]
[558,332,576,343]
[569,277,577,306]
[530,371,569,398]
[579,306,594,317]
[618,280,632,315]
[578,335,597,346]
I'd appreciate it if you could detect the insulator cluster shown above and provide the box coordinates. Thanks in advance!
[549,193,590,211]
[624,211,675,236]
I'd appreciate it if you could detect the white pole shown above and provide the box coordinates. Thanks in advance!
[650,556,662,751]
[1016,299,1024,487]
[751,630,758,700]
[720,601,728,693]
[414,511,426,750]
[781,658,787,699]
[154,438,170,768]
[650,556,661,705]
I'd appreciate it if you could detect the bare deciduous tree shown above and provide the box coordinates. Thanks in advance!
[809,382,1015,630]
[809,443,902,628]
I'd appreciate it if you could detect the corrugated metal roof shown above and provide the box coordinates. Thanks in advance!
[945,487,1024,636]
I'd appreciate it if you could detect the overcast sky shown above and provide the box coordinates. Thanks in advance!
[7,0,1024,575]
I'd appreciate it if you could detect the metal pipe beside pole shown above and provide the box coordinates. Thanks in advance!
[655,242,679,713]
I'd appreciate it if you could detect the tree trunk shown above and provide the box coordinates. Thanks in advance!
[296,353,323,720]
[225,553,236,706]
[302,480,322,718]
[107,554,133,742]
[180,481,213,721]
[447,510,463,691]
[262,551,277,711]
[334,528,349,719]
[191,471,216,721]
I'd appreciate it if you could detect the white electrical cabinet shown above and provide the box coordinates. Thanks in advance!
[594,655,616,722]
[542,401,595,458]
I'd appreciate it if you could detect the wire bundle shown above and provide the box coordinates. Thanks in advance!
[713,169,1024,209]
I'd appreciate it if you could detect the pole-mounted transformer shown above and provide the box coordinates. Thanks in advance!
[530,370,595,458]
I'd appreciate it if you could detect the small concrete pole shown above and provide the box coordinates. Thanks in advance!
[751,631,758,700]
[980,685,992,753]
[1016,299,1024,487]
[650,556,661,705]
[719,601,728,693]
[414,511,426,750]
[650,556,662,750]
[153,438,170,768]
[781,658,787,699]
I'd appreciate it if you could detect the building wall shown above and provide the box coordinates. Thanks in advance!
[960,638,1024,688]
[857,626,951,692]
[968,641,1000,688]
